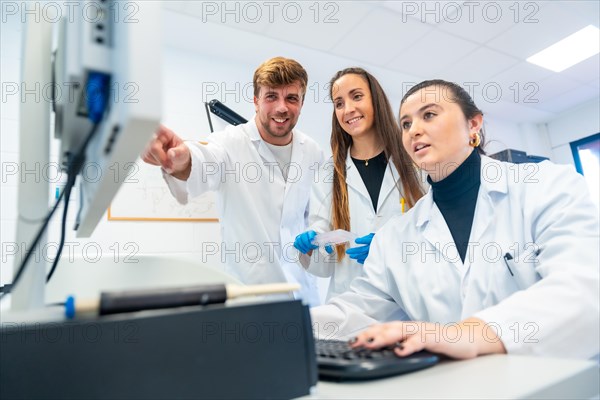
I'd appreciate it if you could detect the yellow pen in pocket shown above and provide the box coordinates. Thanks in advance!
[401,197,405,214]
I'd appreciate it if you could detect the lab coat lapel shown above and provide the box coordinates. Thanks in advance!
[462,192,494,272]
[463,156,508,271]
[345,151,372,208]
[257,140,278,165]
[377,158,399,211]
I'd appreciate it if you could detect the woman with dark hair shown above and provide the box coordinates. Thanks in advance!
[312,80,599,359]
[294,67,424,301]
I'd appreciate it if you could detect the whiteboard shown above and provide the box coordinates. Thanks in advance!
[107,103,243,222]
[108,159,218,221]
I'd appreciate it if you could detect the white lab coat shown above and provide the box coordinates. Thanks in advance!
[302,151,406,301]
[312,156,600,359]
[165,117,324,306]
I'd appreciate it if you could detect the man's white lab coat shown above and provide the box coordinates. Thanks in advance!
[166,118,324,305]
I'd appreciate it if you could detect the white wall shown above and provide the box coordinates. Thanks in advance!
[1,9,597,299]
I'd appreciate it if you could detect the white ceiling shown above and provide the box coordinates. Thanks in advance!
[162,0,600,124]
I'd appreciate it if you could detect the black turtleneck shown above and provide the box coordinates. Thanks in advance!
[427,149,481,263]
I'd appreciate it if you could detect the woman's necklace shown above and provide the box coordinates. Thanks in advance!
[354,150,382,167]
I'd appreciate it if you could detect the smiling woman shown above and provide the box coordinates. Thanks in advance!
[294,67,424,302]
[311,79,600,361]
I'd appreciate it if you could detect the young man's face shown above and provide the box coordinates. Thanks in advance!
[254,81,304,145]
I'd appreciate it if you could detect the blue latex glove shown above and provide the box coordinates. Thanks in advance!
[294,230,333,254]
[345,233,375,264]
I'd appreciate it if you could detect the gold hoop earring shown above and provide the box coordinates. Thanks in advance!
[469,132,481,148]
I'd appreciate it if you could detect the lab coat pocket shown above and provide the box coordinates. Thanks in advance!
[501,246,541,291]
[480,245,541,306]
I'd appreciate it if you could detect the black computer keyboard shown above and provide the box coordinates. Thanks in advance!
[316,339,439,381]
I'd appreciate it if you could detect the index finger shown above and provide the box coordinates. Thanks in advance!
[146,135,169,167]
[145,125,180,167]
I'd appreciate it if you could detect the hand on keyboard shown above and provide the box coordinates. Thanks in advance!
[316,339,438,381]
[349,319,505,360]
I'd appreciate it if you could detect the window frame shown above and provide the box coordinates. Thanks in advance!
[570,132,600,175]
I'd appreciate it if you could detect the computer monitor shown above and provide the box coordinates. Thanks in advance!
[11,1,161,310]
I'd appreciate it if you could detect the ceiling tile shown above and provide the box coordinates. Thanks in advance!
[386,30,478,79]
[162,11,280,67]
[535,84,600,113]
[559,54,600,85]
[169,1,598,120]
[380,0,462,25]
[261,2,377,51]
[437,1,519,44]
[486,62,554,104]
[481,100,555,124]
[535,74,585,104]
[489,61,554,86]
[555,0,600,27]
[185,1,273,34]
[435,47,520,84]
[486,2,592,60]
[330,8,433,66]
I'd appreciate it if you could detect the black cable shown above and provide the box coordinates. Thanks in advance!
[45,71,107,285]
[3,69,109,301]
[0,284,12,294]
[0,189,65,300]
[1,123,101,298]
[46,123,100,283]
[45,176,74,283]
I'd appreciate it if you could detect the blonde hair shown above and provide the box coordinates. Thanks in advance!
[253,57,308,99]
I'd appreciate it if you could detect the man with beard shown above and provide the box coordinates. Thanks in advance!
[142,57,324,305]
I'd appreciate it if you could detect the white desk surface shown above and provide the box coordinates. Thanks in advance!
[305,354,599,399]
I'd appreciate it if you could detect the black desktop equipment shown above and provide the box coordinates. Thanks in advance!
[316,339,439,381]
[526,154,550,163]
[0,300,317,399]
[490,149,529,163]
[490,149,549,164]
[208,99,248,126]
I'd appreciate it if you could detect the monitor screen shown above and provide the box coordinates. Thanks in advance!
[10,1,161,309]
